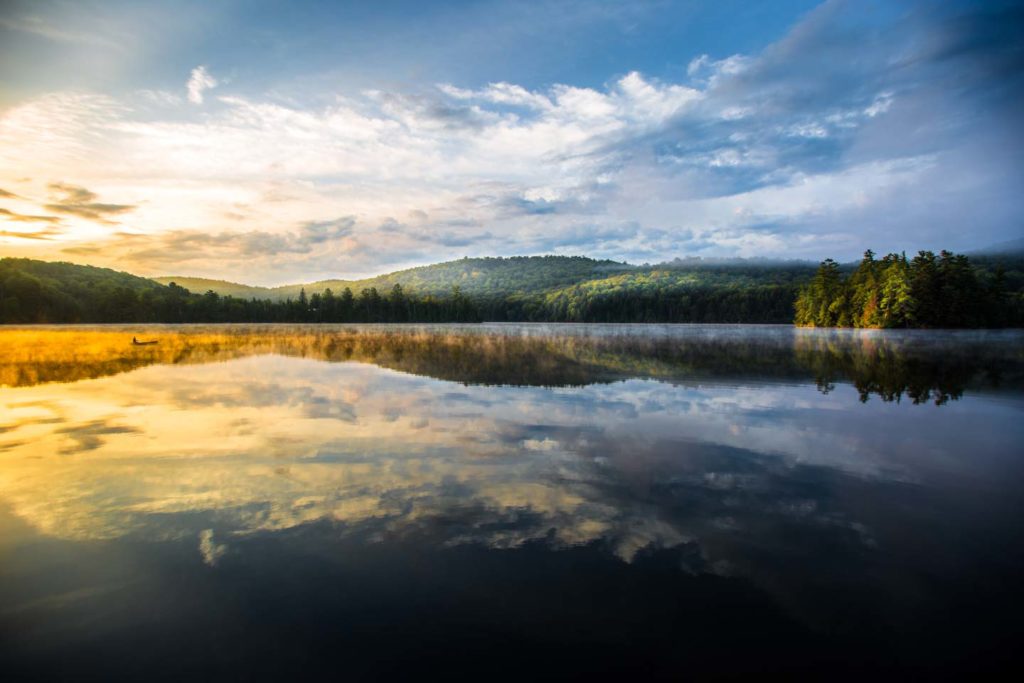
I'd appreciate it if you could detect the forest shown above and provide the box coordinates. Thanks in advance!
[1,252,1022,326]
[0,259,479,324]
[481,264,811,323]
[795,250,1021,328]
[154,255,634,302]
[159,256,819,323]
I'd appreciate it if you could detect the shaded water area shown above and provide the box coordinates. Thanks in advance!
[1,323,1023,679]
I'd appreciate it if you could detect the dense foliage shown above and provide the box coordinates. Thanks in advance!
[476,264,813,322]
[795,250,1022,328]
[0,259,479,324]
[155,255,631,302]
[4,256,815,324]
[3,251,1022,326]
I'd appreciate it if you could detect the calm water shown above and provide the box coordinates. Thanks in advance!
[1,324,1022,679]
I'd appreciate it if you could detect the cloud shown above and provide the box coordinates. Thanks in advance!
[1,0,1021,280]
[43,182,135,223]
[0,207,61,224]
[297,217,356,244]
[186,65,218,104]
[0,15,124,51]
[0,204,63,240]
[4,346,1000,585]
[440,81,553,111]
[55,419,141,454]
[686,53,751,85]
[1,229,61,241]
[0,188,23,199]
[198,529,228,566]
[85,216,358,271]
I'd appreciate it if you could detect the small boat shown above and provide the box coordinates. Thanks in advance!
[132,336,159,346]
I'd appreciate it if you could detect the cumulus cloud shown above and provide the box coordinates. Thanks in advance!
[186,65,218,104]
[1,0,1021,280]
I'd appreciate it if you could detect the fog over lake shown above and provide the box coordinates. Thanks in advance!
[2,324,1022,678]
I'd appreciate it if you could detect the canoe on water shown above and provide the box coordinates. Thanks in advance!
[131,337,158,346]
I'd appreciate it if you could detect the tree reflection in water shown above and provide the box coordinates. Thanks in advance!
[1,324,1023,677]
[2,324,1021,403]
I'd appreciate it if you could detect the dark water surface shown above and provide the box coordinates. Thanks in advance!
[1,324,1022,679]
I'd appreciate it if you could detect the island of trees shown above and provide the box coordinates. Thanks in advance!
[1,251,1021,327]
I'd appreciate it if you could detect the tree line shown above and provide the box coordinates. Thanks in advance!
[456,263,817,323]
[2,254,1022,327]
[476,284,801,323]
[175,283,481,323]
[795,250,1019,328]
[0,260,480,324]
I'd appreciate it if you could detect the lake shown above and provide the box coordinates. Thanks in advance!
[1,323,1023,679]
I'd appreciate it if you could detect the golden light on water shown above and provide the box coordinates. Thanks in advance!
[2,326,1016,561]
[1,327,701,558]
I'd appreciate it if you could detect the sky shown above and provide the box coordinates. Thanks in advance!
[0,0,1021,285]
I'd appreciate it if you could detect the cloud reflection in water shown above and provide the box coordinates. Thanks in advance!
[1,326,1021,575]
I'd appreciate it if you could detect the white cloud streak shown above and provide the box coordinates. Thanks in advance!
[187,65,218,104]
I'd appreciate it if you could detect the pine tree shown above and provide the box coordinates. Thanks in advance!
[879,253,914,328]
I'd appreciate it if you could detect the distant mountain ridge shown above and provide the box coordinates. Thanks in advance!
[971,237,1024,256]
[153,255,806,302]
[154,256,628,301]
[150,276,273,300]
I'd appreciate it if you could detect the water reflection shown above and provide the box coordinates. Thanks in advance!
[2,324,1022,403]
[2,328,1021,551]
[1,324,1023,677]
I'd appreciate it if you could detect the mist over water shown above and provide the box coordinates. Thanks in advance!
[1,324,1023,678]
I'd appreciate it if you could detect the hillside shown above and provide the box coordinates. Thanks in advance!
[4,251,1022,326]
[150,276,272,300]
[158,255,819,322]
[3,258,164,294]
[0,258,478,324]
[512,265,814,323]
[155,256,631,302]
[0,258,166,322]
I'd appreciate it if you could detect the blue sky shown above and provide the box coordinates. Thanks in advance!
[0,0,1021,284]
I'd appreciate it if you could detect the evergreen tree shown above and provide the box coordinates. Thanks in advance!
[878,253,914,328]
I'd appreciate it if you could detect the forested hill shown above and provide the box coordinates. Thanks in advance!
[3,252,1022,325]
[153,255,820,322]
[149,258,823,325]
[479,259,816,322]
[0,258,479,324]
[155,256,633,302]
[0,258,166,322]
[6,254,817,324]
[146,276,273,300]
